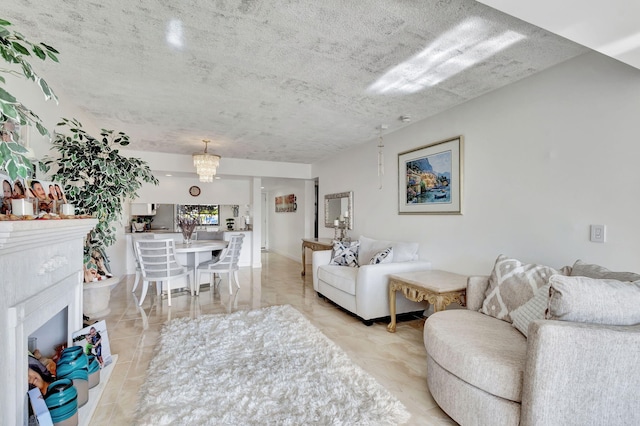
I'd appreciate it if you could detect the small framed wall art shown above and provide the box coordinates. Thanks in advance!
[275,194,297,212]
[398,135,463,214]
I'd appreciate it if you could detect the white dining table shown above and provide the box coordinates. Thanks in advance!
[174,240,228,268]
[145,240,228,296]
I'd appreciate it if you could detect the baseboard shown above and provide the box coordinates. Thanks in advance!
[268,248,300,263]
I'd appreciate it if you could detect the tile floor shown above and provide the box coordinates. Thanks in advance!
[90,251,456,425]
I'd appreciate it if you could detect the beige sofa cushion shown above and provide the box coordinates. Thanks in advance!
[481,255,560,323]
[570,259,640,281]
[547,275,640,325]
[424,310,527,402]
[358,235,418,265]
[317,265,359,295]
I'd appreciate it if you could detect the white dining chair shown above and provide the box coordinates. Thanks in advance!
[135,239,193,306]
[195,234,244,295]
[131,233,155,294]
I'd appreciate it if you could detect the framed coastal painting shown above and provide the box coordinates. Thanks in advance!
[398,136,463,214]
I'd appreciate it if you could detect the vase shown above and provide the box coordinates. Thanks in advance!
[181,226,195,245]
[83,276,121,318]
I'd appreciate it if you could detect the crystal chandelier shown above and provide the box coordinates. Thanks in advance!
[192,139,221,182]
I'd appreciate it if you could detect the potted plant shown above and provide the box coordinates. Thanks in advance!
[0,18,59,181]
[40,118,158,289]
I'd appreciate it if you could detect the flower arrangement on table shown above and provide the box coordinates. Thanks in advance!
[177,215,200,244]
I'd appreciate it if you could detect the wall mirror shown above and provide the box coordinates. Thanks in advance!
[324,191,353,229]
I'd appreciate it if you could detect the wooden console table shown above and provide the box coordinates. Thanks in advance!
[387,269,467,332]
[301,238,333,276]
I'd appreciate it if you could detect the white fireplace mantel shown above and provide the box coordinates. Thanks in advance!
[0,218,97,425]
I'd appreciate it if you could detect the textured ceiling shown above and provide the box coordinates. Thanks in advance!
[478,0,640,70]
[4,0,587,164]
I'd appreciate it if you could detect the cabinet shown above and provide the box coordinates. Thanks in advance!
[130,203,156,216]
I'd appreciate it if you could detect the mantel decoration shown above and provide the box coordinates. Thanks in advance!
[192,139,220,182]
[40,118,159,282]
[398,136,463,215]
[0,18,59,181]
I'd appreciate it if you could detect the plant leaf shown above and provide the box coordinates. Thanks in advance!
[0,87,17,103]
[35,121,48,136]
[45,50,59,62]
[41,42,59,54]
[1,101,18,119]
[6,158,18,178]
[32,45,45,60]
[38,78,52,99]
[11,41,30,55]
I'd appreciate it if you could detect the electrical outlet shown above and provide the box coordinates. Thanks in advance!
[590,225,606,243]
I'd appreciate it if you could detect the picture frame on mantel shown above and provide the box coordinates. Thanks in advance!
[398,135,463,215]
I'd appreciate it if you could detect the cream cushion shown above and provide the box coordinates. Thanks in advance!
[358,235,418,265]
[316,265,359,295]
[570,259,640,281]
[425,310,527,402]
[546,275,640,325]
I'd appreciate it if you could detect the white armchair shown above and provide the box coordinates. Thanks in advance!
[312,236,431,325]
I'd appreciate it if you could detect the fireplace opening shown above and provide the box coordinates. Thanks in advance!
[28,307,68,390]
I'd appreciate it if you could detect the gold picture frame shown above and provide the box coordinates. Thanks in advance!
[398,136,463,214]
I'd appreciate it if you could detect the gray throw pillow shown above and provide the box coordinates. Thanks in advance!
[570,259,640,282]
[546,275,640,325]
[511,283,551,337]
[481,255,560,323]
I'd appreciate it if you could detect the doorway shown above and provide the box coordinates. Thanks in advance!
[314,179,319,238]
[261,192,267,250]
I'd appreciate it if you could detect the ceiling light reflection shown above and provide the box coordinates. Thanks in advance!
[368,17,526,94]
[166,19,184,49]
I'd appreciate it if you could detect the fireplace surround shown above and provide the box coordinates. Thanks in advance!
[0,218,97,425]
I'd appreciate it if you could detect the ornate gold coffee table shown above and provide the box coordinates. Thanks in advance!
[387,270,467,332]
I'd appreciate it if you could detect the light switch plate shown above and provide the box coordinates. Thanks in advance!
[590,224,606,243]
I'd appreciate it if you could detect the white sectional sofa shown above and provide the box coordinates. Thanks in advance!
[312,236,431,325]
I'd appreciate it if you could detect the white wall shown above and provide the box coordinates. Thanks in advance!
[266,180,312,261]
[134,175,251,205]
[313,51,640,275]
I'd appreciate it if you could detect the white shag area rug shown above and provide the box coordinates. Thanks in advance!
[135,305,410,426]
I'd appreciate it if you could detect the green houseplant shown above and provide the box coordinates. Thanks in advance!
[40,118,159,281]
[0,18,59,180]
